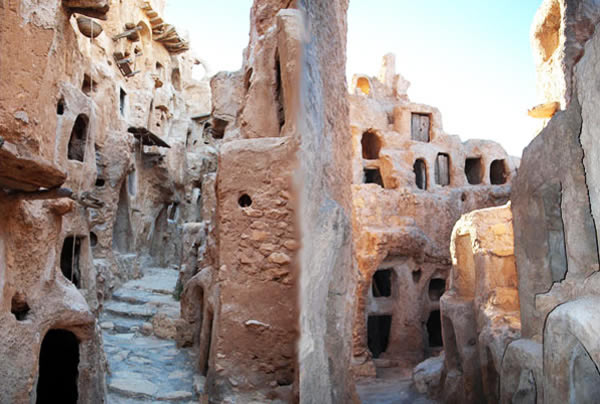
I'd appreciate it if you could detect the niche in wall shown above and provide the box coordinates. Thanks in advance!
[364,168,384,187]
[60,236,83,288]
[465,157,483,185]
[68,114,89,162]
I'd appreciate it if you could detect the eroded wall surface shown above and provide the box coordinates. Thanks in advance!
[0,0,213,401]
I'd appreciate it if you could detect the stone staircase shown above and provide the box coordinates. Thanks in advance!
[100,267,202,403]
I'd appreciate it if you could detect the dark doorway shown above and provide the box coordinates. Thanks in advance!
[414,159,427,190]
[435,153,450,186]
[490,159,507,185]
[427,310,443,347]
[36,329,79,404]
[411,113,430,142]
[60,236,82,288]
[68,114,89,162]
[368,315,392,358]
[364,168,384,187]
[361,131,381,159]
[465,157,483,185]
[428,278,446,301]
[372,269,392,297]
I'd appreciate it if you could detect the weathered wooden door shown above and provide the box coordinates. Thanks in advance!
[411,113,430,142]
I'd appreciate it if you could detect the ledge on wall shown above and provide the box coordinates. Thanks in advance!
[0,137,67,192]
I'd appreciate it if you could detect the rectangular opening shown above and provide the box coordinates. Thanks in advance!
[372,269,393,297]
[368,315,392,358]
[465,157,483,185]
[411,113,430,142]
[364,168,384,187]
[119,88,127,116]
[435,153,450,186]
[413,159,427,190]
[490,159,508,184]
[60,236,83,288]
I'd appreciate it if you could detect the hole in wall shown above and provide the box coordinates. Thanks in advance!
[361,131,381,160]
[168,202,179,221]
[427,310,443,347]
[368,315,391,359]
[60,236,82,288]
[238,194,252,208]
[356,77,370,95]
[211,118,227,139]
[68,114,89,162]
[82,74,96,95]
[465,157,483,185]
[435,153,450,186]
[428,278,446,301]
[95,178,105,187]
[364,168,384,187]
[36,329,79,404]
[89,232,97,248]
[119,87,127,117]
[461,193,467,202]
[274,49,285,132]
[412,269,422,283]
[413,159,427,190]
[11,292,30,321]
[57,98,65,115]
[372,269,392,297]
[490,159,508,185]
[244,67,253,92]
[411,113,431,142]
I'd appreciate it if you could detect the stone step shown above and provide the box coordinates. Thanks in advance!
[121,267,179,295]
[112,287,177,307]
[104,301,157,320]
[100,313,146,334]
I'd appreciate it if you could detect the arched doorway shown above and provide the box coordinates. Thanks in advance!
[36,329,80,403]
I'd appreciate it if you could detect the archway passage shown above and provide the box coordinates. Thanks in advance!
[427,310,442,347]
[361,131,381,159]
[36,329,79,404]
[368,315,392,358]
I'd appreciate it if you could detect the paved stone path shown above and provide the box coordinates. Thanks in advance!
[356,368,438,404]
[100,267,201,403]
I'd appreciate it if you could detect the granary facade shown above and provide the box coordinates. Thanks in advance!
[349,55,518,378]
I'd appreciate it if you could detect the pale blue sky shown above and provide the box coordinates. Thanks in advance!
[166,1,542,156]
